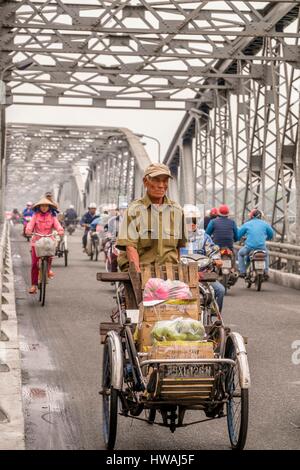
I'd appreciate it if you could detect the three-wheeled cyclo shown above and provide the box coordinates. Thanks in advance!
[98,260,250,450]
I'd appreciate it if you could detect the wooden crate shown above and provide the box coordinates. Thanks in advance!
[140,262,200,306]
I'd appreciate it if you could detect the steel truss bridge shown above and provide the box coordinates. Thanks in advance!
[1,1,300,241]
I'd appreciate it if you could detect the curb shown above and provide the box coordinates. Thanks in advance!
[269,268,300,290]
[0,229,25,450]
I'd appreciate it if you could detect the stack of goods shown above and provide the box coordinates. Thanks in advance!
[143,278,193,302]
[137,278,214,360]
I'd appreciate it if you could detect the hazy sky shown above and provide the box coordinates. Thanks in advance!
[7,104,185,163]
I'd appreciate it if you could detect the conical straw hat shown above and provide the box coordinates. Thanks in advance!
[32,197,57,209]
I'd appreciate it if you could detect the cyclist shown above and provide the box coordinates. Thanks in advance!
[237,209,274,278]
[25,196,64,294]
[80,202,98,252]
[64,204,78,226]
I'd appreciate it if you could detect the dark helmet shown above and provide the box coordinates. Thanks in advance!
[210,207,218,217]
[249,208,263,219]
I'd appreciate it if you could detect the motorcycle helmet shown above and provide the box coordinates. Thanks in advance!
[26,201,32,206]
[88,202,97,209]
[249,208,263,219]
[218,204,230,217]
[210,207,218,217]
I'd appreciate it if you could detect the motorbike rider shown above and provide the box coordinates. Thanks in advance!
[205,204,238,250]
[80,202,98,252]
[116,163,187,272]
[181,215,225,313]
[64,205,78,226]
[22,202,34,235]
[237,209,274,278]
[204,208,218,230]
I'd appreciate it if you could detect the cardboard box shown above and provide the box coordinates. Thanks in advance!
[140,301,200,323]
[138,321,156,349]
[149,341,214,360]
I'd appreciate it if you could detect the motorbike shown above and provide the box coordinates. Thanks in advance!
[245,249,267,291]
[180,253,221,327]
[104,237,119,273]
[23,216,32,241]
[86,229,100,261]
[219,247,238,294]
[66,223,76,235]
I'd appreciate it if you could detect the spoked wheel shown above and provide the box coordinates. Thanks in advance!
[255,274,263,291]
[64,249,68,267]
[40,258,47,307]
[102,339,118,450]
[95,245,99,262]
[225,337,249,450]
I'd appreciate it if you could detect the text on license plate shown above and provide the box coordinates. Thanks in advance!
[222,260,232,268]
[255,261,265,269]
[163,364,214,378]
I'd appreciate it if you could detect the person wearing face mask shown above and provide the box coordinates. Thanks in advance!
[25,196,64,294]
[181,215,225,313]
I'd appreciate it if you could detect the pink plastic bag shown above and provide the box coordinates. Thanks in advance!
[143,278,192,301]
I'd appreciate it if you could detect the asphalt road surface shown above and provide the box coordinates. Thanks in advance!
[11,226,300,450]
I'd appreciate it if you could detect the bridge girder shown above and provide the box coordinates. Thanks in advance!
[1,1,300,239]
[5,124,151,211]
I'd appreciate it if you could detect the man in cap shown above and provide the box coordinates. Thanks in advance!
[116,163,187,272]
[80,202,98,252]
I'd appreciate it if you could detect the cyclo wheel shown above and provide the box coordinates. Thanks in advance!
[41,258,47,307]
[225,337,249,450]
[102,338,118,450]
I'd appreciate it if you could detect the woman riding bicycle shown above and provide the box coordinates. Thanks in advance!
[25,196,64,294]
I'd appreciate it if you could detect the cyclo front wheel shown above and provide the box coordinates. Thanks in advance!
[102,338,118,450]
[40,258,47,307]
[225,336,249,450]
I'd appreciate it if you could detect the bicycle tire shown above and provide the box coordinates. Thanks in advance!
[41,258,47,306]
[64,249,68,267]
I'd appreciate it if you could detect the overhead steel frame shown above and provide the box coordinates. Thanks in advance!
[0,2,300,238]
[5,124,151,212]
[164,3,300,241]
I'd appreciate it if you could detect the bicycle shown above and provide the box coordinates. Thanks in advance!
[33,232,56,307]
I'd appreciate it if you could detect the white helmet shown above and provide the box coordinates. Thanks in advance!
[88,202,97,209]
[27,201,32,206]
[69,204,74,209]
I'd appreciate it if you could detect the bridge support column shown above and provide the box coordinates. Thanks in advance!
[180,137,195,206]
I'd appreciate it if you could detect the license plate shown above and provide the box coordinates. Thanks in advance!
[163,364,214,378]
[254,261,265,269]
[222,260,232,269]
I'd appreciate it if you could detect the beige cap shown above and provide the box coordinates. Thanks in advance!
[143,163,173,179]
[32,197,57,209]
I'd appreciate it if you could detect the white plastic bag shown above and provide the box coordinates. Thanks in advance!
[35,237,56,257]
[151,317,205,342]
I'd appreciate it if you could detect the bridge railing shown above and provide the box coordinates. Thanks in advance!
[234,241,300,275]
[267,241,300,275]
[0,220,9,343]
